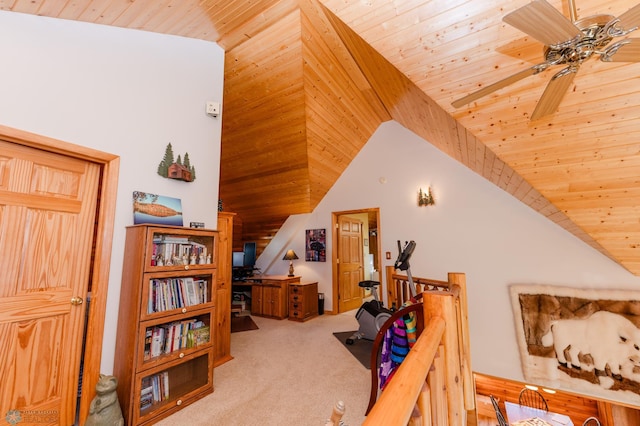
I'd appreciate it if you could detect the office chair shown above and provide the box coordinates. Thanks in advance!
[518,388,548,411]
[582,417,601,426]
[490,395,509,426]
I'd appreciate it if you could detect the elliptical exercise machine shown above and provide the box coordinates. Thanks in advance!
[393,239,417,304]
[345,240,416,345]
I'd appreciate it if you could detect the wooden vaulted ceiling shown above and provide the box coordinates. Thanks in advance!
[5,0,640,274]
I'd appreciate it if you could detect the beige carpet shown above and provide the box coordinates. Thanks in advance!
[155,310,370,426]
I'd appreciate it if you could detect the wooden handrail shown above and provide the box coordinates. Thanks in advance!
[363,269,475,425]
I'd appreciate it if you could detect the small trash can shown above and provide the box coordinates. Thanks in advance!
[318,292,325,315]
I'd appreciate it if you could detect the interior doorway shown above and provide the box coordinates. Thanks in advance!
[331,208,381,314]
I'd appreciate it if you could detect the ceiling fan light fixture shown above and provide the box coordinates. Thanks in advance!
[452,0,640,121]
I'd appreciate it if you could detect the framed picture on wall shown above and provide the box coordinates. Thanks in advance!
[510,284,640,406]
[305,228,326,262]
[133,191,183,226]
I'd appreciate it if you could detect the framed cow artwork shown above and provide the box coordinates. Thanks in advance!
[510,284,640,405]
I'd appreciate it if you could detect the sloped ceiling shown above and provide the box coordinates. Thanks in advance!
[220,2,390,246]
[3,0,640,274]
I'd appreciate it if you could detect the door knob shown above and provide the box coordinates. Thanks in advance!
[71,296,84,306]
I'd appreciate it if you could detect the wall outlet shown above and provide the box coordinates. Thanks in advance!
[206,101,220,117]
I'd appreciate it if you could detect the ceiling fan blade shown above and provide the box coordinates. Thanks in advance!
[601,38,640,62]
[503,0,582,47]
[530,66,578,120]
[616,3,640,33]
[452,63,551,108]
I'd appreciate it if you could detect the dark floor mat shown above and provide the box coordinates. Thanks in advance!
[332,331,372,369]
[231,315,259,333]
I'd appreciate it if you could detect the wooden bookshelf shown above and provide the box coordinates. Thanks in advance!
[214,212,235,366]
[114,224,217,425]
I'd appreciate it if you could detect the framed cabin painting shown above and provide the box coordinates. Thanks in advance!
[510,284,640,405]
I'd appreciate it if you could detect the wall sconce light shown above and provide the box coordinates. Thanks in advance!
[283,249,299,277]
[418,187,435,206]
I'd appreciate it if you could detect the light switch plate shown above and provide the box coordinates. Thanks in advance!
[206,101,220,117]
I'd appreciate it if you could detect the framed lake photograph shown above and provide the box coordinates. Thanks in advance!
[133,191,183,226]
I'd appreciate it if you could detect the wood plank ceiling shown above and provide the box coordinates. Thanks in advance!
[4,0,640,274]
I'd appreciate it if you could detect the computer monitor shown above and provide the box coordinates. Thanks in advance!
[243,242,256,267]
[232,252,244,268]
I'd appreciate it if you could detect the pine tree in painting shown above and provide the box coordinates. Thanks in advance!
[133,191,158,204]
[184,153,196,181]
[157,143,175,178]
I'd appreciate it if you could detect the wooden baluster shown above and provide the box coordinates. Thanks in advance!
[326,400,345,426]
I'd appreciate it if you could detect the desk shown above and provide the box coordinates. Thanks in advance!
[505,402,574,426]
[239,275,301,319]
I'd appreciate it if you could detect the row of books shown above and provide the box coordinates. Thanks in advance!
[147,277,208,313]
[140,372,169,411]
[143,319,210,360]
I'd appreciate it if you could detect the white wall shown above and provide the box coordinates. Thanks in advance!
[0,11,225,373]
[258,121,640,387]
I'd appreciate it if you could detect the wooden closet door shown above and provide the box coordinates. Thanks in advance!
[0,140,100,425]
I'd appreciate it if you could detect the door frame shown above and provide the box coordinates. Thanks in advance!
[0,124,119,424]
[331,207,382,314]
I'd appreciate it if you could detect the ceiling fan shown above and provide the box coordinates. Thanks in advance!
[452,0,640,120]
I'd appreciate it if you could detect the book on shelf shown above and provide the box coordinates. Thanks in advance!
[151,377,160,403]
[195,279,208,304]
[140,384,154,410]
[143,328,153,360]
[188,326,210,347]
[184,278,198,306]
[162,371,169,400]
[150,327,164,358]
[148,280,154,313]
[163,324,174,354]
[171,322,182,353]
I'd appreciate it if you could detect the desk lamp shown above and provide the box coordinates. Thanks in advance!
[283,249,299,277]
